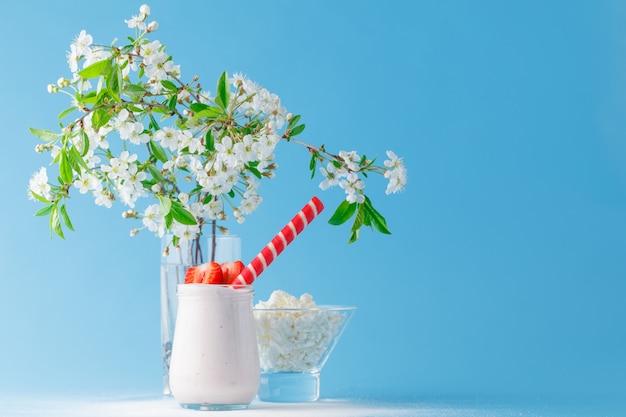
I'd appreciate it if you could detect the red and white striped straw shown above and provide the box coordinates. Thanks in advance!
[232,196,325,285]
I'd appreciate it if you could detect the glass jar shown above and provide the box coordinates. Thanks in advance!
[161,234,241,394]
[169,284,259,410]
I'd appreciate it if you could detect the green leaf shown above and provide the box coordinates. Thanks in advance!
[193,106,223,120]
[351,203,365,232]
[348,204,366,243]
[348,228,360,244]
[141,179,156,190]
[59,151,73,184]
[78,59,111,79]
[152,106,169,115]
[34,204,54,217]
[170,200,197,225]
[287,114,301,130]
[29,128,61,142]
[57,107,76,120]
[157,195,172,217]
[149,113,160,130]
[289,124,306,137]
[122,83,146,100]
[59,204,74,231]
[216,71,230,110]
[146,164,165,182]
[161,80,178,91]
[106,64,122,103]
[247,164,262,179]
[205,129,215,152]
[167,93,178,111]
[29,191,50,203]
[363,196,391,235]
[92,108,111,130]
[69,145,89,171]
[149,140,168,163]
[79,90,98,105]
[78,130,90,156]
[202,193,214,204]
[50,206,65,239]
[190,103,210,112]
[309,153,318,179]
[328,200,357,226]
[164,212,173,229]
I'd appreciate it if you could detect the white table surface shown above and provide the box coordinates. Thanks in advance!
[0,394,623,417]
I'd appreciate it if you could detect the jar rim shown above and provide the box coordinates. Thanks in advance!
[177,283,254,297]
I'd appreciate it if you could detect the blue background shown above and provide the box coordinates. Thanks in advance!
[1,0,625,406]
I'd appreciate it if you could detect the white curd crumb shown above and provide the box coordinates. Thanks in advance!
[254,290,343,372]
[254,290,317,309]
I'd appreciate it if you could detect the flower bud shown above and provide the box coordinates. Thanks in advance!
[47,84,58,93]
[147,21,158,32]
[122,209,138,219]
[57,77,69,88]
[130,229,139,237]
[140,4,151,17]
[286,113,293,121]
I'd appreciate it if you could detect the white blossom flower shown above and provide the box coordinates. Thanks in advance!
[205,198,223,220]
[127,122,150,145]
[253,133,278,159]
[29,168,52,201]
[339,150,361,172]
[384,150,403,170]
[172,222,200,244]
[118,151,138,167]
[384,166,407,195]
[124,164,146,190]
[238,193,262,215]
[72,30,93,57]
[233,134,256,163]
[93,185,113,208]
[154,127,180,151]
[214,136,238,168]
[125,13,147,30]
[66,44,81,73]
[140,40,164,65]
[101,156,131,181]
[340,173,365,204]
[142,204,165,237]
[319,163,344,190]
[73,173,99,194]
[83,47,111,69]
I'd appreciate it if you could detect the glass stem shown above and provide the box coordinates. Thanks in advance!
[210,220,217,263]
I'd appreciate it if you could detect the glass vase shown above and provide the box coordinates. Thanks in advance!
[160,234,241,395]
[169,284,260,410]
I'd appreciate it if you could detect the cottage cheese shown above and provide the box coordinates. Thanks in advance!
[254,290,343,372]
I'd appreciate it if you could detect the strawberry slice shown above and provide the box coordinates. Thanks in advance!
[184,266,197,284]
[221,261,245,284]
[198,261,225,284]
[184,262,224,284]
